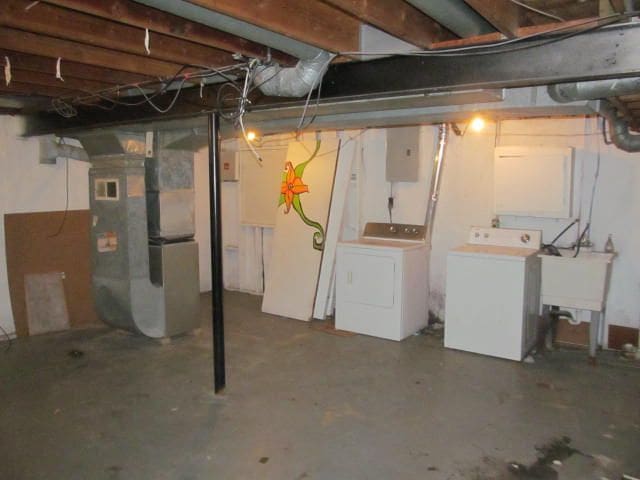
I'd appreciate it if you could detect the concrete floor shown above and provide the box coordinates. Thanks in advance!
[1,291,639,480]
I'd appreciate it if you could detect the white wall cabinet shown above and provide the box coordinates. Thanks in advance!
[494,146,574,218]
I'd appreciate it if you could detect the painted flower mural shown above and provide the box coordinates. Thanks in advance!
[279,140,325,251]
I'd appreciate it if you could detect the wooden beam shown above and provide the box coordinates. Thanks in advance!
[8,69,112,93]
[0,50,151,85]
[321,0,453,48]
[187,0,360,53]
[432,17,599,49]
[0,27,188,77]
[0,81,81,97]
[1,1,235,68]
[464,0,522,38]
[42,0,294,64]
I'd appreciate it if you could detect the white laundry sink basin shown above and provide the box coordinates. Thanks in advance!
[538,249,615,310]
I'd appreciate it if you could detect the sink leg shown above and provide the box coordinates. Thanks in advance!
[589,310,600,364]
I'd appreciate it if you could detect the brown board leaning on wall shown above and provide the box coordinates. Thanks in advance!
[4,210,100,337]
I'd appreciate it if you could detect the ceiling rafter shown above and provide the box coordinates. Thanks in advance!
[464,0,522,38]
[0,50,152,85]
[41,0,294,64]
[0,81,81,98]
[7,69,113,93]
[321,0,454,48]
[0,27,186,77]
[1,1,235,68]
[186,0,360,53]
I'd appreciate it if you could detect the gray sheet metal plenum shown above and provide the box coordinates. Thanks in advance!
[83,132,199,338]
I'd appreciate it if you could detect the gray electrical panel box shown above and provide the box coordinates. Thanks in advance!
[221,150,238,182]
[386,126,420,182]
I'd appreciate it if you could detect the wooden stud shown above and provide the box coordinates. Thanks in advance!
[322,0,454,48]
[42,0,294,64]
[187,0,360,53]
[1,1,235,68]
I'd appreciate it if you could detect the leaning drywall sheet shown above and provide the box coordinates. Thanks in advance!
[262,138,340,321]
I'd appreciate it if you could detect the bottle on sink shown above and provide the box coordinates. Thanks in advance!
[604,234,615,253]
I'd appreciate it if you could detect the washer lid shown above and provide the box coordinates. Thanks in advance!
[450,244,539,259]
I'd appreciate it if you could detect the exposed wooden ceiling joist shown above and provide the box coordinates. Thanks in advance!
[1,1,236,68]
[0,50,152,85]
[321,0,454,48]
[0,81,81,98]
[7,69,113,93]
[464,0,523,38]
[41,0,294,64]
[0,27,190,77]
[187,0,360,53]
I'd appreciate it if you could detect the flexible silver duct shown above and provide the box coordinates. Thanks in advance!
[254,51,334,98]
[591,99,640,152]
[548,78,640,103]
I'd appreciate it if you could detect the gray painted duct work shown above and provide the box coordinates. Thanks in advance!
[254,51,334,98]
[548,78,640,152]
[591,99,640,152]
[80,131,200,338]
[39,136,89,164]
[133,0,323,59]
[405,0,494,37]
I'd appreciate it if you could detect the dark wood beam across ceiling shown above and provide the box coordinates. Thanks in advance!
[187,0,361,53]
[0,27,189,77]
[7,69,113,93]
[321,0,455,48]
[40,0,294,64]
[0,1,235,68]
[0,81,81,98]
[0,50,152,85]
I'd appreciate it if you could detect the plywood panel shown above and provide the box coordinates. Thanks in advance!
[262,139,340,321]
[4,210,99,337]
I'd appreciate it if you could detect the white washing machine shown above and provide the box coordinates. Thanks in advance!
[444,227,542,361]
[335,223,428,341]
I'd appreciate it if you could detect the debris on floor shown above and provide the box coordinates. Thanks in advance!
[67,349,84,358]
[309,318,356,337]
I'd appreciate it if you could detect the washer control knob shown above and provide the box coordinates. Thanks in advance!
[521,233,531,244]
[389,225,397,233]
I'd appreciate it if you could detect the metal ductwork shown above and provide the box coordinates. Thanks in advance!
[133,0,323,59]
[254,51,334,98]
[547,78,640,152]
[39,136,89,164]
[79,130,200,338]
[548,78,640,103]
[591,99,640,152]
[405,0,494,37]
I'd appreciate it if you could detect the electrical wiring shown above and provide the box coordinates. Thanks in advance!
[338,12,635,57]
[48,151,69,239]
[508,0,565,22]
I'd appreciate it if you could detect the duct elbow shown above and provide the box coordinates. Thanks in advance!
[254,51,334,98]
[593,100,640,153]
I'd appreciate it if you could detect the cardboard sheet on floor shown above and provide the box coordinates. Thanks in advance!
[24,272,70,335]
[262,137,340,321]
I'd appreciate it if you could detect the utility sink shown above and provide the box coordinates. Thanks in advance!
[538,249,615,311]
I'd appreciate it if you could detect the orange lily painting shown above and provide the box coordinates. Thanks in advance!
[278,140,325,251]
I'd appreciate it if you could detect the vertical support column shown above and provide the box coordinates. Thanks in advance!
[208,113,225,393]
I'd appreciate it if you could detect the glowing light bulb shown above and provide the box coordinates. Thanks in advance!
[469,116,486,133]
[246,130,257,142]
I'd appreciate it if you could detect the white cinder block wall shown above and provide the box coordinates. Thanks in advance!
[0,116,90,336]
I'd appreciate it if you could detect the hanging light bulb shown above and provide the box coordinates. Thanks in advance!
[469,116,486,133]
[245,130,258,142]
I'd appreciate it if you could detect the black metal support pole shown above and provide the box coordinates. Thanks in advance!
[208,112,225,393]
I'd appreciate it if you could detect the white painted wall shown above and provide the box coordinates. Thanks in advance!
[219,118,640,338]
[0,116,90,336]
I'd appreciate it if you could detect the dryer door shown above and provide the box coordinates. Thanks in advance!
[339,251,396,307]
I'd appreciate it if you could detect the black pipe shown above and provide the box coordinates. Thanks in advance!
[208,113,225,393]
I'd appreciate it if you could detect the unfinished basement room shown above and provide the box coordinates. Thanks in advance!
[1,1,640,479]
